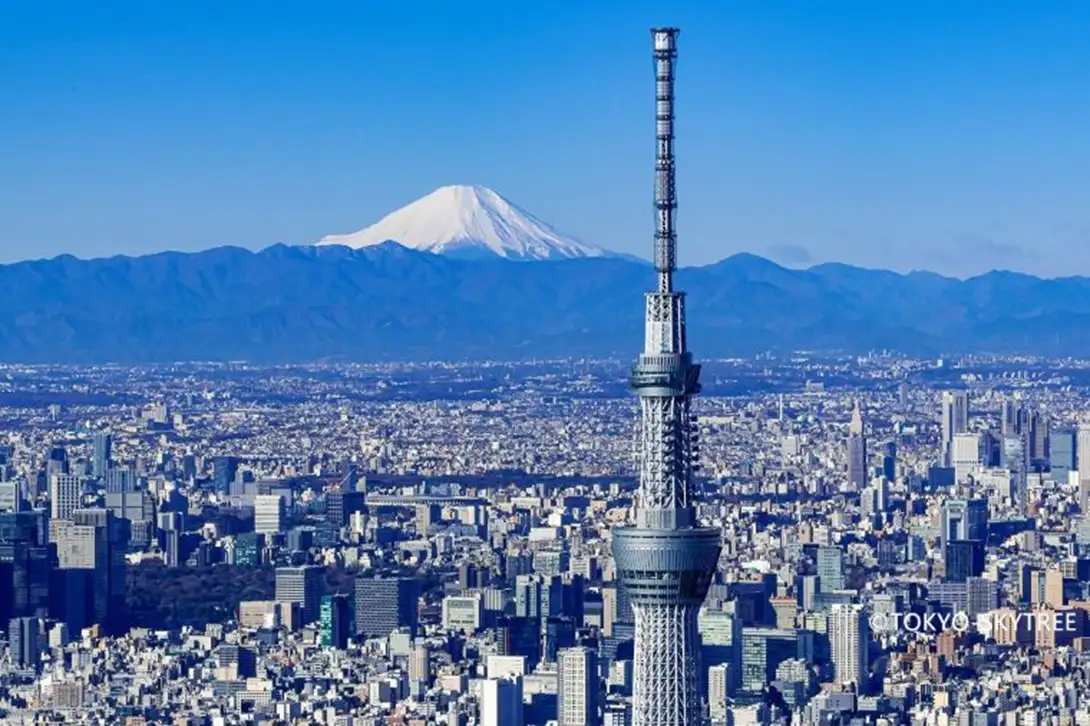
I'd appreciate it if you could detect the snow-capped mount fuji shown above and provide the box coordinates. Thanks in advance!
[317,184,612,261]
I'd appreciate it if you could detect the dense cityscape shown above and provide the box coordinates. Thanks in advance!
[6,6,1090,726]
[1,354,1090,724]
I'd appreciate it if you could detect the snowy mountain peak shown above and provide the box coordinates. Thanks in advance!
[317,185,610,260]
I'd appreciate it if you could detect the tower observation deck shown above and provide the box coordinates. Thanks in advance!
[611,28,722,726]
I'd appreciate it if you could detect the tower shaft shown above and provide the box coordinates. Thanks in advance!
[612,28,722,726]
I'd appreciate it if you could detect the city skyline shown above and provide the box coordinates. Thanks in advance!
[4,2,1090,276]
[8,9,1090,725]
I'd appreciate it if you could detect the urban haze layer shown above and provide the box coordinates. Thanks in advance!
[7,30,1090,726]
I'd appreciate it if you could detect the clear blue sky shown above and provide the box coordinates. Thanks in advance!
[3,1,1090,278]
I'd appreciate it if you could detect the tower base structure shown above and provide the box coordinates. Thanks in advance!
[613,526,722,726]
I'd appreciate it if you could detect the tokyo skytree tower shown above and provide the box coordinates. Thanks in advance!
[611,28,722,726]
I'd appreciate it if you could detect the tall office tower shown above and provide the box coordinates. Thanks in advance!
[1051,428,1076,483]
[106,486,155,549]
[881,441,897,481]
[49,473,82,521]
[73,508,128,633]
[740,628,810,694]
[1001,397,1021,437]
[0,512,51,624]
[275,565,324,624]
[846,400,867,490]
[610,28,721,726]
[253,494,285,536]
[1078,424,1090,511]
[104,467,137,495]
[1027,411,1048,464]
[355,575,419,637]
[707,664,730,723]
[944,539,985,583]
[481,675,524,726]
[213,456,238,495]
[319,593,352,649]
[91,433,112,479]
[558,646,600,726]
[409,642,431,695]
[939,498,988,551]
[0,481,23,513]
[46,446,68,477]
[950,432,982,484]
[940,391,970,464]
[54,509,127,633]
[816,546,845,592]
[8,616,42,669]
[326,488,366,528]
[829,604,869,693]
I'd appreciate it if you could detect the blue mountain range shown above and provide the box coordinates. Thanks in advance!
[0,242,1083,363]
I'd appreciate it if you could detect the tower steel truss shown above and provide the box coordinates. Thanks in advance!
[611,28,722,726]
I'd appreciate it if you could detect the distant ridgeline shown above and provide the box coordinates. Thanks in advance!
[0,244,1086,362]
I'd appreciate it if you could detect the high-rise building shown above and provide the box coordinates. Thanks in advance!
[829,604,869,693]
[53,509,127,633]
[92,433,112,479]
[409,642,431,694]
[496,616,542,666]
[319,593,352,649]
[325,489,366,528]
[951,433,983,484]
[49,473,82,522]
[8,616,42,669]
[276,565,324,624]
[354,575,419,637]
[610,28,721,726]
[232,531,260,567]
[105,486,155,549]
[1051,428,1076,484]
[213,456,238,495]
[708,663,730,724]
[0,511,51,624]
[558,646,599,726]
[816,546,845,592]
[944,539,985,583]
[939,498,988,551]
[940,390,970,463]
[1078,424,1090,511]
[104,467,137,495]
[881,441,897,481]
[846,400,867,490]
[1028,410,1049,465]
[442,593,483,633]
[254,494,285,536]
[481,675,524,726]
[0,481,24,513]
[740,628,810,694]
[1001,397,1021,437]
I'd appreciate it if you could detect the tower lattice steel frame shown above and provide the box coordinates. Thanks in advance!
[611,28,722,726]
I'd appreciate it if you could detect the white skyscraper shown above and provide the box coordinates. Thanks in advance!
[829,604,869,692]
[481,675,524,726]
[951,433,983,484]
[49,473,82,521]
[254,494,284,536]
[1077,423,1090,511]
[940,390,970,464]
[846,400,867,490]
[559,646,599,726]
[708,664,730,724]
